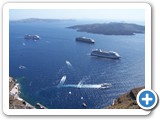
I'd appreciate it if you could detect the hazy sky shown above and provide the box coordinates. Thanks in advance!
[10,9,145,22]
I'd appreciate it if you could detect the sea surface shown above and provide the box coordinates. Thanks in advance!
[9,20,145,109]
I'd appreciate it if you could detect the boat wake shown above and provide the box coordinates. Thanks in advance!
[57,75,67,88]
[62,84,111,89]
[36,75,111,96]
[37,60,112,95]
[61,83,111,89]
[65,60,73,68]
[57,75,112,89]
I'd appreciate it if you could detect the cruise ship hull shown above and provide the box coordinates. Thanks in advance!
[91,52,120,59]
[76,37,95,43]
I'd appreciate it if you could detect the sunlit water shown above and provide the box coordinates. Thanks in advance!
[9,20,145,109]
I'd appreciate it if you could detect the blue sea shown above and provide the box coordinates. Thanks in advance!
[9,20,145,109]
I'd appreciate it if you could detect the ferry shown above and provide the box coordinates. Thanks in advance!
[100,83,112,89]
[91,49,120,59]
[76,37,95,43]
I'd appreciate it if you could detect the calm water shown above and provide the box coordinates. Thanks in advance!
[9,20,145,109]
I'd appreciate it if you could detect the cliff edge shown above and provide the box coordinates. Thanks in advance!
[107,86,144,109]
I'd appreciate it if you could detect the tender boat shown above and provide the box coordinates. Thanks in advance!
[100,83,112,89]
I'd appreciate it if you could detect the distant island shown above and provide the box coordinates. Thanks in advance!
[10,18,75,23]
[67,22,145,35]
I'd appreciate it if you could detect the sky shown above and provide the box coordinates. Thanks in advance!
[10,9,145,22]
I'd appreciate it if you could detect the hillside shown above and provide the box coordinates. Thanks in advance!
[67,22,145,35]
[107,86,144,109]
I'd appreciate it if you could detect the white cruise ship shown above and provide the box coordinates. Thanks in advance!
[76,37,95,43]
[91,49,120,59]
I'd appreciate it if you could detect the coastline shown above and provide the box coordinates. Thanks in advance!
[107,86,144,109]
[9,77,144,109]
[9,77,48,109]
[9,77,35,109]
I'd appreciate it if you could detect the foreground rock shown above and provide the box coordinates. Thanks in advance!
[107,86,144,109]
[9,77,35,109]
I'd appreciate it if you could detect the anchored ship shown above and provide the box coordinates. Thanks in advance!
[91,49,120,59]
[76,37,95,43]
[24,34,40,40]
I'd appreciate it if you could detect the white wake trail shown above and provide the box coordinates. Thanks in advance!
[57,75,66,87]
[65,60,73,67]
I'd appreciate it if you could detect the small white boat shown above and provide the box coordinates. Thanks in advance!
[19,65,26,69]
[100,83,112,89]
[82,102,87,107]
